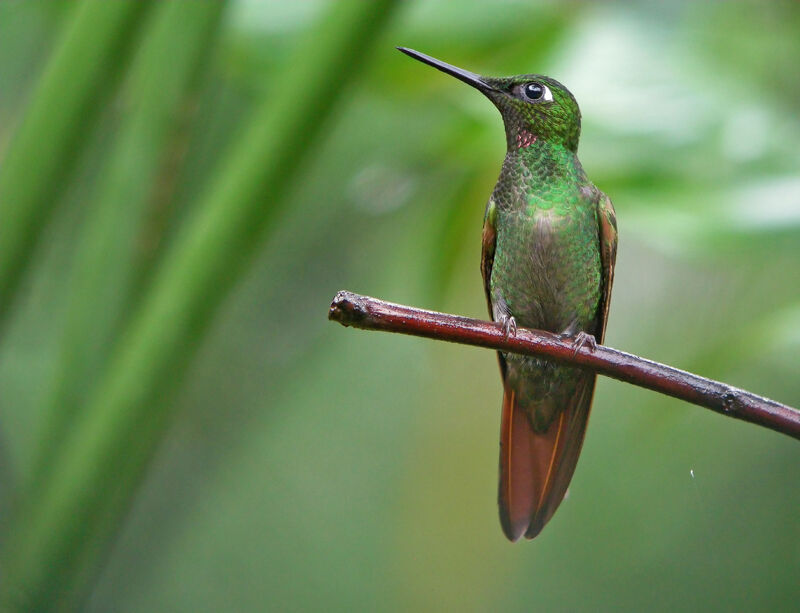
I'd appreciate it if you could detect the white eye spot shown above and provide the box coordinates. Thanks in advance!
[542,84,553,102]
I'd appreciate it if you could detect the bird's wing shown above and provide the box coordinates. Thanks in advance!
[481,197,497,318]
[481,197,507,380]
[595,192,618,343]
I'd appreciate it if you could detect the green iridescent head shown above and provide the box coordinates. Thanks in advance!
[398,47,581,152]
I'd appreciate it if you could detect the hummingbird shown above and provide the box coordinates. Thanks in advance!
[399,48,617,541]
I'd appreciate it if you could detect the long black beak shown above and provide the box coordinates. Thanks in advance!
[397,47,496,93]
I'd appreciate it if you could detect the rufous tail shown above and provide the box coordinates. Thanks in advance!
[498,374,595,541]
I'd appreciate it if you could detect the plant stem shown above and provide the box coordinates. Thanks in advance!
[328,290,800,440]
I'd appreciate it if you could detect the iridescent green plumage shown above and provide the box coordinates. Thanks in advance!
[400,48,617,541]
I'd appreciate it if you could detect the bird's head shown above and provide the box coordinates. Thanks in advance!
[398,47,581,153]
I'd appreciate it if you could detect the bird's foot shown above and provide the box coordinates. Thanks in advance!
[500,315,517,340]
[567,331,597,357]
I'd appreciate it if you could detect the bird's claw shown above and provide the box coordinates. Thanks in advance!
[569,331,597,357]
[501,315,517,340]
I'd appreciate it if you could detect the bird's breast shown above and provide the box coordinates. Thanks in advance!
[491,201,601,334]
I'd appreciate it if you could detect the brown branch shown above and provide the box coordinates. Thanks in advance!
[328,290,800,441]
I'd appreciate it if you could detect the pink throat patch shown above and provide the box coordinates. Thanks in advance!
[516,130,537,149]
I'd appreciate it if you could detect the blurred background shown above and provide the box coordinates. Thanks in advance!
[0,1,798,611]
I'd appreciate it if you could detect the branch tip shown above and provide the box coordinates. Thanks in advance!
[328,290,366,326]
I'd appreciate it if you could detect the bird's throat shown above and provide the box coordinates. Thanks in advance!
[514,128,538,150]
[504,137,582,189]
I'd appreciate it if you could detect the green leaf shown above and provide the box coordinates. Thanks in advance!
[0,0,153,330]
[31,0,226,489]
[1,1,402,609]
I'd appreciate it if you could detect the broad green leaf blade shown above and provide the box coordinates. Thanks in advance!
[31,0,226,488]
[2,1,401,610]
[0,0,153,331]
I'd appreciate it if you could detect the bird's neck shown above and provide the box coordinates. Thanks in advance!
[504,134,583,186]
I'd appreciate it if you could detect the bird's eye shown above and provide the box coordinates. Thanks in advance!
[522,82,553,102]
[524,83,543,99]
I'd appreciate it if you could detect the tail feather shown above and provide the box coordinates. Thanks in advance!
[498,374,596,541]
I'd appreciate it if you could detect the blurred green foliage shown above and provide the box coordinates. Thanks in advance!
[0,1,798,611]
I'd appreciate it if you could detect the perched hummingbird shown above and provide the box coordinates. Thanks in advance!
[399,48,617,541]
